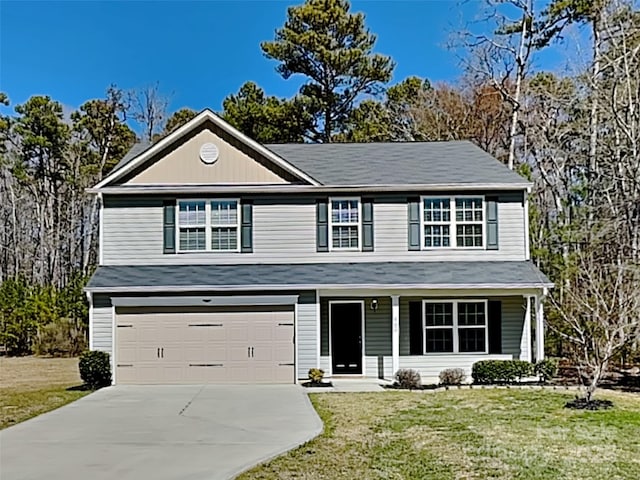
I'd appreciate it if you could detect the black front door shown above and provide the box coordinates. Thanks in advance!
[330,302,362,374]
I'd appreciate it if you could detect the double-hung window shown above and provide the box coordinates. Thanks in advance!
[421,196,484,248]
[455,198,483,247]
[177,199,240,252]
[330,198,360,250]
[423,300,488,353]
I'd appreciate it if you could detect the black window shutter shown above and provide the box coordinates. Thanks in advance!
[316,199,329,252]
[488,300,502,354]
[163,200,176,254]
[486,197,499,250]
[408,197,421,250]
[362,198,374,251]
[241,200,253,253]
[409,301,423,355]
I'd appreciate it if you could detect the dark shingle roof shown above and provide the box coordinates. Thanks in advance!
[112,140,528,187]
[87,261,551,291]
[265,141,526,186]
[111,141,150,173]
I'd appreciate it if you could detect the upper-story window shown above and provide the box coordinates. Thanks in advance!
[330,198,360,250]
[422,196,484,249]
[177,199,240,252]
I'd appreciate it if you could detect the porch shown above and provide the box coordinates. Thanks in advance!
[317,290,547,383]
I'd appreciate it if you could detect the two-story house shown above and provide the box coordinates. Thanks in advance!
[85,109,552,385]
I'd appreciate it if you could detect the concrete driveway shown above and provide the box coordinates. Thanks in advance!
[0,385,323,480]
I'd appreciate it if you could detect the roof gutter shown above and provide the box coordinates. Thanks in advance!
[85,282,554,294]
[88,182,533,195]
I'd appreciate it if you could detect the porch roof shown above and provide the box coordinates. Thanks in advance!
[86,261,552,293]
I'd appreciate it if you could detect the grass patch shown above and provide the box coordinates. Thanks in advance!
[238,389,640,480]
[0,356,90,429]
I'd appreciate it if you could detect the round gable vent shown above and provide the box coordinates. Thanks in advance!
[199,142,219,164]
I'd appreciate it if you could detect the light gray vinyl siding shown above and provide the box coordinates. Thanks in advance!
[102,193,526,265]
[320,296,391,357]
[92,294,113,354]
[399,296,526,357]
[297,291,318,379]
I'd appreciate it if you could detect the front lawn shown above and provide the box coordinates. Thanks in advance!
[239,389,640,479]
[0,356,90,429]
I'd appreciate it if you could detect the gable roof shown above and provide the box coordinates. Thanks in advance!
[99,110,530,191]
[95,109,321,189]
[265,141,525,186]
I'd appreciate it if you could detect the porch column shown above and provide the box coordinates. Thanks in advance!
[535,294,545,361]
[391,295,400,376]
[521,296,532,362]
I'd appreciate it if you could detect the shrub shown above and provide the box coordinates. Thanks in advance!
[512,360,535,380]
[535,358,559,383]
[394,368,421,390]
[439,368,466,385]
[472,360,534,384]
[34,318,87,357]
[308,368,325,383]
[79,351,112,389]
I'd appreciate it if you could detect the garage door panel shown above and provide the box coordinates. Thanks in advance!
[116,307,295,385]
[227,344,251,362]
[227,324,250,342]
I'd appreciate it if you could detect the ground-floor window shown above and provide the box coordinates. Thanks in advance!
[423,300,488,354]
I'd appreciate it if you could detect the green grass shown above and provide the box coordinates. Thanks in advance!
[238,389,640,480]
[0,356,90,429]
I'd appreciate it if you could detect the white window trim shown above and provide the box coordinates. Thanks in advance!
[422,299,489,354]
[420,195,486,250]
[328,197,361,252]
[176,198,241,253]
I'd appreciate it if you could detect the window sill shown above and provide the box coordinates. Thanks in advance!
[419,247,486,251]
[421,352,490,356]
[174,250,243,254]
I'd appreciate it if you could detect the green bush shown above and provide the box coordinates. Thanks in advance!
[535,358,559,383]
[79,351,112,389]
[34,318,87,357]
[472,360,534,384]
[512,360,535,380]
[394,368,422,390]
[439,368,466,385]
[308,368,325,383]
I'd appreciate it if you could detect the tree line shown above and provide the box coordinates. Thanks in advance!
[1,0,638,393]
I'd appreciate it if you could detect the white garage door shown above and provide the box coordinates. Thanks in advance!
[115,307,295,384]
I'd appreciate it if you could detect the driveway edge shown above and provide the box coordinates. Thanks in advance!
[228,388,324,479]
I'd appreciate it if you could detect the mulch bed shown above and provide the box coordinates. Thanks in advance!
[383,383,440,391]
[564,397,614,410]
[301,381,333,388]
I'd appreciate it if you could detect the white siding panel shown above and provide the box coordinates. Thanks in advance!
[91,294,113,355]
[400,354,513,384]
[296,291,318,379]
[320,356,331,373]
[364,355,394,379]
[102,195,526,265]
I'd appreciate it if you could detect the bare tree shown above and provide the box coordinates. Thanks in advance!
[454,0,539,169]
[128,82,171,143]
[548,230,640,401]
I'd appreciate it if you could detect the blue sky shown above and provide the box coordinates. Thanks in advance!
[1,0,579,120]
